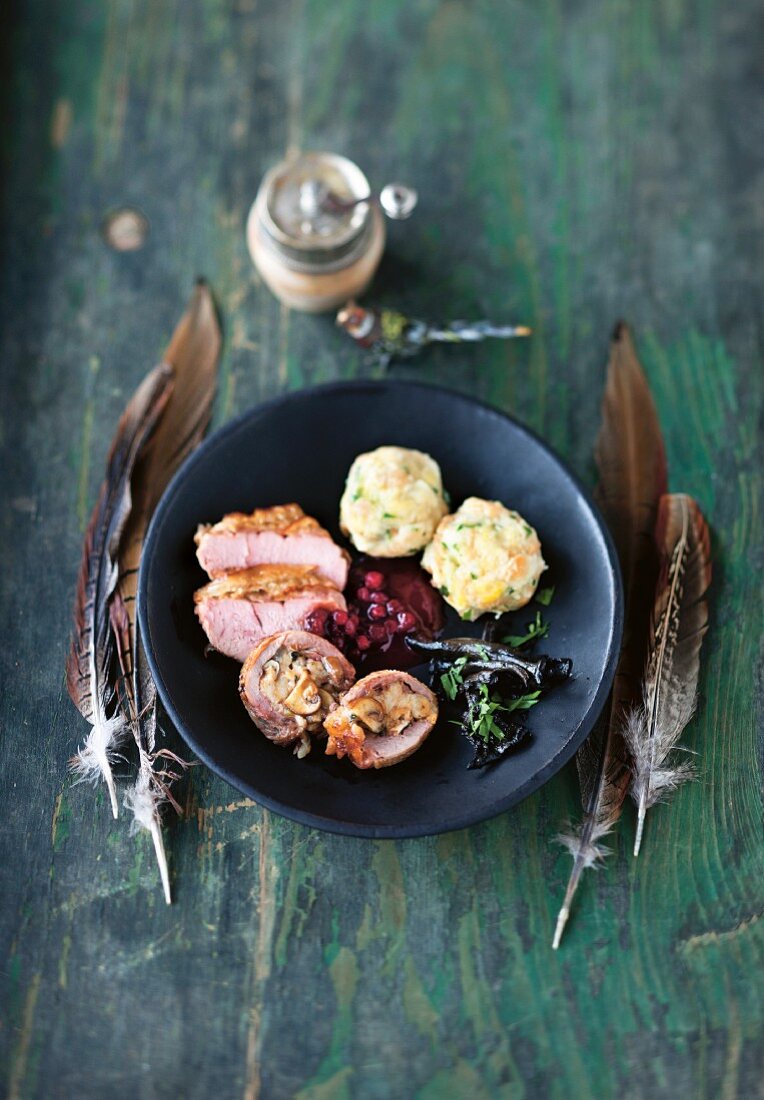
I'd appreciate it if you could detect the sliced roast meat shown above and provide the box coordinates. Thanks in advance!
[195,502,349,589]
[323,670,438,769]
[194,564,347,662]
[239,630,356,756]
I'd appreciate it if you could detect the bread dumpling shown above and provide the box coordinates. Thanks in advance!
[422,497,546,620]
[339,446,449,557]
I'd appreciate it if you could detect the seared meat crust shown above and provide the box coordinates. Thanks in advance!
[195,503,349,587]
[195,563,336,603]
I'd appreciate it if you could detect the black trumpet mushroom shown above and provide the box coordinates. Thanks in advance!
[406,634,573,770]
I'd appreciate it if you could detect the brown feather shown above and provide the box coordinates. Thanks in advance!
[553,322,667,947]
[66,364,173,818]
[625,494,711,855]
[117,280,221,672]
[114,283,220,897]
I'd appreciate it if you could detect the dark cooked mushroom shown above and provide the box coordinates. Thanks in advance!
[406,635,572,688]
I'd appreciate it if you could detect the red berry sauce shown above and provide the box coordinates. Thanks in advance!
[305,557,445,671]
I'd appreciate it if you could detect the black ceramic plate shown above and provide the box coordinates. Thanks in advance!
[138,380,622,838]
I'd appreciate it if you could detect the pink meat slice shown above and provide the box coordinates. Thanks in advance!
[194,565,346,663]
[195,503,349,589]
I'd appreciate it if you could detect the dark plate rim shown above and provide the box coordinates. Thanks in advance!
[138,378,624,838]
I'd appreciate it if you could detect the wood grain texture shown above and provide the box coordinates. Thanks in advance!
[1,0,762,1097]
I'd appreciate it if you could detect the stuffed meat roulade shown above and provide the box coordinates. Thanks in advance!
[239,630,355,756]
[323,670,438,769]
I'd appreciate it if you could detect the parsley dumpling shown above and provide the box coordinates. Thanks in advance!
[422,498,546,620]
[339,446,449,557]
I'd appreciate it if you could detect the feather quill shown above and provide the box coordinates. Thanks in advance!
[66,364,174,817]
[625,493,711,856]
[553,322,667,947]
[115,282,220,898]
[110,592,180,902]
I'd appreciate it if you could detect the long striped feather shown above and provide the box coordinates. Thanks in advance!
[115,282,220,899]
[625,493,711,855]
[553,323,667,947]
[66,364,173,817]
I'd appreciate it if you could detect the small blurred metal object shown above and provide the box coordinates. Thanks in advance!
[302,180,418,221]
[102,208,149,252]
[336,301,532,368]
[379,183,418,220]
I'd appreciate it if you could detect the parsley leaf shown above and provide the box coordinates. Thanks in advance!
[440,656,468,701]
[502,610,549,648]
[536,585,555,606]
[463,684,540,742]
[503,690,541,713]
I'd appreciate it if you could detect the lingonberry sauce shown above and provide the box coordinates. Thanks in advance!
[305,556,445,671]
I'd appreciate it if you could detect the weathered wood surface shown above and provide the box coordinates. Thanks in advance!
[1,1,762,1097]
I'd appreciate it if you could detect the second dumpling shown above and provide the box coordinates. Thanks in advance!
[422,497,546,620]
[339,446,449,557]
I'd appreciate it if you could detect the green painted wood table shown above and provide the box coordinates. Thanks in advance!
[1,1,762,1097]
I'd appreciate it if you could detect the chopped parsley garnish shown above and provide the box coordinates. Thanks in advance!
[455,684,541,742]
[440,656,468,701]
[438,584,450,597]
[382,512,397,519]
[470,571,478,580]
[522,523,533,537]
[503,690,542,713]
[502,610,549,648]
[352,488,363,501]
[456,522,482,531]
[536,586,555,606]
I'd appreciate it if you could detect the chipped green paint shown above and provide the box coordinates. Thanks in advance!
[402,956,439,1045]
[1,0,762,1097]
[307,940,358,1095]
[51,791,72,851]
[418,1060,494,1100]
[7,973,41,1100]
[273,836,321,969]
[74,356,101,530]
